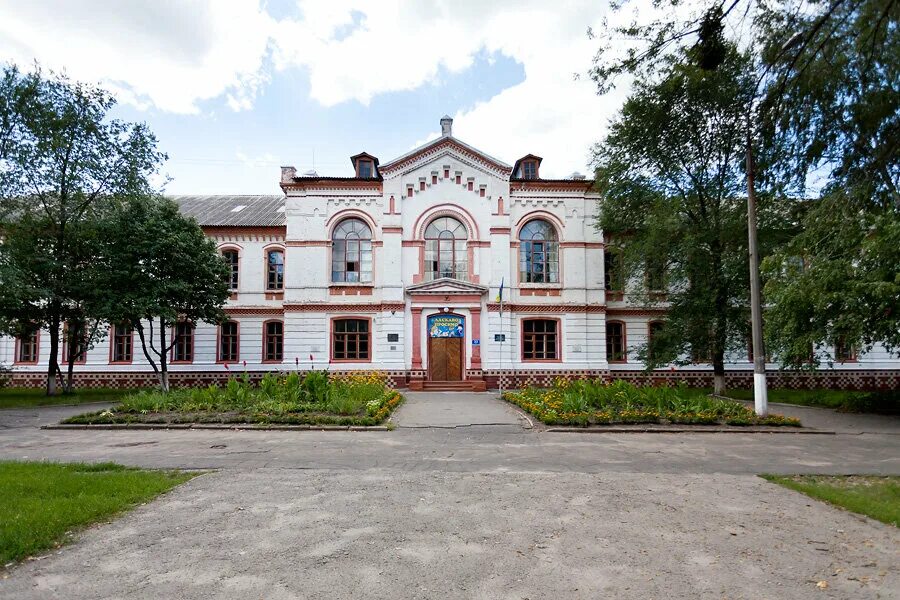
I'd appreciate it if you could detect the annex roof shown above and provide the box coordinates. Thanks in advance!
[170,195,286,227]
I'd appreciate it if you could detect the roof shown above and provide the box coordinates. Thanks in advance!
[169,195,285,227]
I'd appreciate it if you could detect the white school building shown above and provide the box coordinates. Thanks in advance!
[2,117,898,390]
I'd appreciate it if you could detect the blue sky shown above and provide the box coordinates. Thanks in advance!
[0,1,634,194]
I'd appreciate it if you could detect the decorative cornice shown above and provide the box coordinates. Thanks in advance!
[285,240,331,247]
[224,306,285,316]
[203,226,287,240]
[509,179,595,193]
[606,308,669,317]
[284,302,405,312]
[405,277,489,296]
[489,227,511,235]
[487,303,607,313]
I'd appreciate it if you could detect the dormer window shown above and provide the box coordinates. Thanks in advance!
[514,155,543,180]
[523,161,537,179]
[351,153,379,179]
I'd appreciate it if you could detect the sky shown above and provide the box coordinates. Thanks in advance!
[0,0,639,195]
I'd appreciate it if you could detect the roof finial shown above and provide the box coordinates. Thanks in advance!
[440,115,453,137]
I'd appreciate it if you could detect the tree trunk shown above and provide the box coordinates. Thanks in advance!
[65,352,75,394]
[135,322,162,386]
[158,317,169,393]
[46,315,60,396]
[713,355,725,396]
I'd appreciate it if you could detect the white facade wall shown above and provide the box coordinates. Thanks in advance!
[2,121,898,385]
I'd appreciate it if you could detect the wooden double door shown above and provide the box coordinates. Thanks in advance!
[428,337,463,381]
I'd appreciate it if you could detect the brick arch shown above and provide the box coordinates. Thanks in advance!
[325,209,379,239]
[413,204,480,240]
[514,211,565,240]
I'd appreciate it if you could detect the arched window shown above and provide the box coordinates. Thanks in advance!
[264,321,284,362]
[424,216,468,281]
[266,249,284,291]
[332,219,373,283]
[173,322,194,363]
[219,321,239,362]
[519,219,559,283]
[606,321,626,363]
[222,249,239,291]
[16,328,39,364]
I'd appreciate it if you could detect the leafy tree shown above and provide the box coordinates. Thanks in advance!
[759,0,900,365]
[96,197,230,391]
[0,64,165,395]
[589,0,899,372]
[593,47,793,394]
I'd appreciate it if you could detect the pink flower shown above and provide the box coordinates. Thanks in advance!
[309,354,314,362]
[223,363,230,371]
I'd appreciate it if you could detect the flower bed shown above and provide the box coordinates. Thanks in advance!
[503,379,801,427]
[63,371,403,427]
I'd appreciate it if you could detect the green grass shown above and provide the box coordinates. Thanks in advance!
[0,387,136,410]
[719,388,899,414]
[0,461,197,565]
[762,475,899,527]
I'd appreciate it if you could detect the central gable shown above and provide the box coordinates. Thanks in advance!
[380,137,512,181]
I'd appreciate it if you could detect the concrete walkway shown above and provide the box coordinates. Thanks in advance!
[1,398,899,599]
[392,391,527,428]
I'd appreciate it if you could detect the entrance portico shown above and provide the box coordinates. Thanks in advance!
[406,278,488,391]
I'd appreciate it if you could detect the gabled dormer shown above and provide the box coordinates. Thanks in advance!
[512,154,542,180]
[350,152,381,179]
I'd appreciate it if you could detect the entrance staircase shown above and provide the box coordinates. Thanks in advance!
[421,381,480,392]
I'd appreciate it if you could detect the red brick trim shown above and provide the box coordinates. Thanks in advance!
[203,226,286,238]
[489,227,511,235]
[224,306,285,316]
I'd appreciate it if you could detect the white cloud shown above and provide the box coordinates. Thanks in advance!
[0,0,274,114]
[0,0,640,174]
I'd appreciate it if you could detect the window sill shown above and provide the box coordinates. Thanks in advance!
[518,283,562,289]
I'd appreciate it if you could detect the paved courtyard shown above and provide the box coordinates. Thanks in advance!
[1,392,898,599]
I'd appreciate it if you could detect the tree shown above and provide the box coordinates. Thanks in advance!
[96,197,230,391]
[0,64,165,395]
[593,47,793,394]
[758,0,900,366]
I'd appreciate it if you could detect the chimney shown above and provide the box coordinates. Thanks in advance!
[280,165,296,182]
[440,115,453,137]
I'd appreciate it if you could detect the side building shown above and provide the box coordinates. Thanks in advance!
[2,117,897,390]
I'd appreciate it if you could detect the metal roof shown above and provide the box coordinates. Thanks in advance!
[169,195,285,227]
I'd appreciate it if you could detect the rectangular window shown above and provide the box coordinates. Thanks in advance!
[264,321,284,362]
[267,250,284,291]
[173,322,194,363]
[604,251,623,292]
[835,337,857,362]
[522,319,558,360]
[222,250,239,291]
[16,329,39,363]
[62,321,88,364]
[606,321,626,362]
[646,258,666,292]
[219,321,239,362]
[358,160,372,178]
[647,321,664,362]
[112,324,133,363]
[332,319,370,361]
[523,161,537,179]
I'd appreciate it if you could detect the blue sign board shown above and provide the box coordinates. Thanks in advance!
[428,314,464,338]
[472,339,480,346]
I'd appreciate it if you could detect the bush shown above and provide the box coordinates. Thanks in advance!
[65,371,401,426]
[504,379,800,427]
[0,363,10,389]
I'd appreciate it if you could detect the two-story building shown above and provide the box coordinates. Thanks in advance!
[3,116,897,390]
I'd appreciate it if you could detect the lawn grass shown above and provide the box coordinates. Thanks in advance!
[0,461,197,566]
[761,475,899,527]
[719,388,899,414]
[0,387,136,410]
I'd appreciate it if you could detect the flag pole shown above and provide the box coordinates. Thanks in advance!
[499,277,504,398]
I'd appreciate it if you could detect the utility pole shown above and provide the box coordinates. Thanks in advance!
[746,126,768,417]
